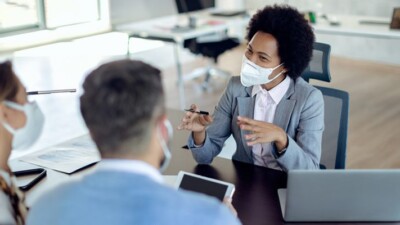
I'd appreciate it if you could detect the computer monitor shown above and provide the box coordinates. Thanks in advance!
[175,0,215,13]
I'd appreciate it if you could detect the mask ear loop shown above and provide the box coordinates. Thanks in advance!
[267,63,286,80]
[3,100,26,111]
[272,63,284,70]
[163,119,173,140]
[1,121,16,135]
[245,56,284,75]
[1,101,21,135]
[158,119,173,172]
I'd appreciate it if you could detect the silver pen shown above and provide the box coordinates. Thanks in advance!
[27,89,76,95]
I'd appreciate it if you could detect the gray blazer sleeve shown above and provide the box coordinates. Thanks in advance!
[275,88,324,171]
[188,78,235,164]
[188,76,324,171]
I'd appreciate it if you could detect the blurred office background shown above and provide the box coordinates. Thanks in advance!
[1,0,399,168]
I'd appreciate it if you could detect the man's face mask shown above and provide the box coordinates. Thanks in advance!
[1,101,45,150]
[158,119,173,173]
[240,56,284,87]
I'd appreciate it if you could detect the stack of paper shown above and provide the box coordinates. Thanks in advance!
[20,135,100,174]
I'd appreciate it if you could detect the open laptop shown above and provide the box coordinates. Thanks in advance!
[278,169,400,222]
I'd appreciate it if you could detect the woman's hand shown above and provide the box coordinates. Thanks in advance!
[177,104,213,145]
[237,116,288,152]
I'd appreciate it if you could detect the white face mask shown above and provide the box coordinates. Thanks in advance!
[240,56,284,87]
[1,101,45,150]
[158,119,173,173]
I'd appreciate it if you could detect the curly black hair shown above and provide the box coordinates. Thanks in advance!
[247,4,315,79]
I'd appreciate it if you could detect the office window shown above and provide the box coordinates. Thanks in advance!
[44,0,100,28]
[0,0,40,34]
[0,0,101,35]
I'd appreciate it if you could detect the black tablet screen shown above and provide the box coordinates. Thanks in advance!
[179,174,228,201]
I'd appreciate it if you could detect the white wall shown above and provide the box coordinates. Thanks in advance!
[110,0,400,25]
[245,0,400,18]
[216,0,245,10]
[243,0,400,65]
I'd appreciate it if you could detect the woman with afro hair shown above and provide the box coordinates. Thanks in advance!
[179,5,324,171]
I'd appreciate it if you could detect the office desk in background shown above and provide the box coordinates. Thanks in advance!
[16,108,400,225]
[312,14,400,39]
[115,10,249,109]
[114,11,400,110]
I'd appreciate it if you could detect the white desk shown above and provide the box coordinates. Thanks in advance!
[312,15,400,39]
[311,14,400,65]
[115,10,249,109]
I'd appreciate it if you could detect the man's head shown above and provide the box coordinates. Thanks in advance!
[80,60,167,164]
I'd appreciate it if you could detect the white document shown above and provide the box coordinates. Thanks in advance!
[20,135,100,174]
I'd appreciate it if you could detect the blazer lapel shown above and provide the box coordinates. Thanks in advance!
[237,86,255,161]
[274,79,296,131]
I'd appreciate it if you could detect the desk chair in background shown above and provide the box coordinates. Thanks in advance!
[176,0,240,89]
[301,42,349,169]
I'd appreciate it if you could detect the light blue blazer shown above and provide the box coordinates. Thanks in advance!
[188,76,324,171]
[27,170,241,225]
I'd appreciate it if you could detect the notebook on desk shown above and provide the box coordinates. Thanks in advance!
[278,169,400,222]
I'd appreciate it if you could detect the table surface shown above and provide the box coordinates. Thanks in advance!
[166,154,400,225]
[165,109,400,225]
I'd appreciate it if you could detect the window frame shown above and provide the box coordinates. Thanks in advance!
[0,0,102,37]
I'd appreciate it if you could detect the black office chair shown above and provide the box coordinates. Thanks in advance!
[316,85,349,169]
[183,37,239,85]
[175,0,240,89]
[301,42,349,169]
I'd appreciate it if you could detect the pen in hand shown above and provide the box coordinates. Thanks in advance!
[27,89,76,95]
[184,109,210,115]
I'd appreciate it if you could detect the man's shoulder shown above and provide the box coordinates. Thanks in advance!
[164,189,240,224]
[28,171,240,225]
[31,175,83,206]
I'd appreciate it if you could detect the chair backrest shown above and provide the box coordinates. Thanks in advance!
[315,86,349,169]
[302,42,349,169]
[301,42,332,83]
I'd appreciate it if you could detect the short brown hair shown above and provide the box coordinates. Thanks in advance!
[80,60,165,156]
[0,61,19,102]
